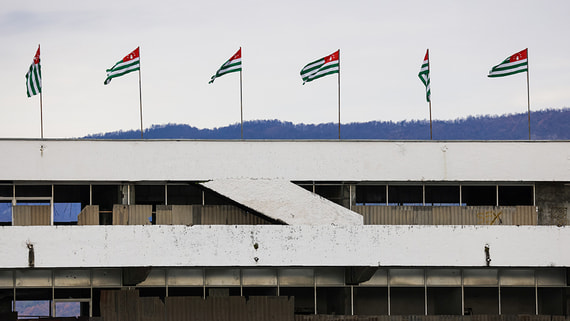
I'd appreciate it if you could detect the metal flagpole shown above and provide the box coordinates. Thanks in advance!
[429,101,432,140]
[138,68,144,139]
[39,92,44,139]
[526,48,531,140]
[338,49,341,140]
[427,49,432,140]
[240,69,243,140]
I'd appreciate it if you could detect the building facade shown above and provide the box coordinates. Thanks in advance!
[0,140,569,320]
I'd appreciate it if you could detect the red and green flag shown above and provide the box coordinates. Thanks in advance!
[418,49,430,102]
[104,47,140,85]
[209,48,242,84]
[488,49,528,78]
[300,50,340,84]
[25,45,42,97]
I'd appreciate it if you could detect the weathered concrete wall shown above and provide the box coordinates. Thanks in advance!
[536,183,570,225]
[0,140,568,182]
[1,225,570,268]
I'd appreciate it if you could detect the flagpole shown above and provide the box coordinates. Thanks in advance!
[427,49,432,140]
[526,48,531,140]
[138,68,144,139]
[429,101,432,140]
[240,69,243,140]
[39,92,44,139]
[337,49,341,140]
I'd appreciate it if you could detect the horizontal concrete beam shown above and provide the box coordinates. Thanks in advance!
[0,140,568,182]
[0,225,569,268]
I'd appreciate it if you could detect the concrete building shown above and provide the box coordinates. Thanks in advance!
[0,139,569,320]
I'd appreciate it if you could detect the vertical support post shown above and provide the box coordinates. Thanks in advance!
[387,269,391,315]
[461,269,465,315]
[350,285,354,315]
[138,69,144,139]
[50,184,54,226]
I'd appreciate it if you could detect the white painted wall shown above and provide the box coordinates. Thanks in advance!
[1,225,569,268]
[0,139,568,182]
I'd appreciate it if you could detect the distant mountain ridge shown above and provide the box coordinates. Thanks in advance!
[84,108,570,140]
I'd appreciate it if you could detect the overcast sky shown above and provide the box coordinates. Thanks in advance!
[1,0,569,138]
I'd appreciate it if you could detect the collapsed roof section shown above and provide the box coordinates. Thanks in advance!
[199,179,363,225]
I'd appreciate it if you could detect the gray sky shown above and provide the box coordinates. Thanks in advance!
[1,0,569,138]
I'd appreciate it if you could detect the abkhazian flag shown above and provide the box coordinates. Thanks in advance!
[104,47,140,85]
[488,49,528,78]
[418,49,430,102]
[209,48,242,84]
[26,45,42,97]
[300,50,339,84]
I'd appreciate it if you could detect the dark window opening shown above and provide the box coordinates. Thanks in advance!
[92,185,120,212]
[425,186,460,206]
[427,287,462,315]
[390,287,425,315]
[388,186,423,206]
[462,186,496,206]
[279,287,314,314]
[0,185,12,197]
[498,186,534,206]
[356,185,386,205]
[166,184,203,205]
[15,185,51,197]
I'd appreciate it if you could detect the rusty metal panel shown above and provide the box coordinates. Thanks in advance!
[356,205,537,226]
[315,268,345,286]
[13,205,50,226]
[248,296,294,321]
[112,204,128,225]
[427,269,461,286]
[78,205,99,225]
[139,296,165,321]
[279,268,314,286]
[129,204,152,225]
[242,268,277,286]
[54,269,91,287]
[201,205,269,225]
[536,268,566,286]
[360,269,388,286]
[463,269,498,286]
[500,269,535,286]
[167,268,204,286]
[390,269,424,286]
[138,269,166,287]
[0,271,13,288]
[155,205,172,225]
[16,269,52,287]
[92,269,122,287]
[205,268,240,286]
[172,205,196,225]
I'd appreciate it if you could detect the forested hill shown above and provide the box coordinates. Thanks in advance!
[85,108,570,140]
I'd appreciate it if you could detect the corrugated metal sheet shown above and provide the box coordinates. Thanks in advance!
[156,205,172,225]
[112,205,151,225]
[139,296,165,321]
[112,205,128,225]
[172,205,197,225]
[12,205,50,226]
[201,205,270,225]
[129,204,152,225]
[78,205,99,225]
[355,205,537,225]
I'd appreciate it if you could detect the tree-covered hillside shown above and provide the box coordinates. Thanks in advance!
[85,108,570,140]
